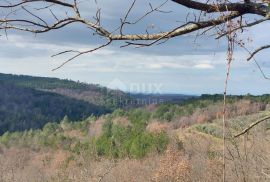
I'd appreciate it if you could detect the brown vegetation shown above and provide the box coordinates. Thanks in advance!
[1,100,270,181]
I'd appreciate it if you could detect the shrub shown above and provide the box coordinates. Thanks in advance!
[128,108,151,127]
[194,124,223,138]
[154,132,169,153]
[43,122,59,135]
[0,131,11,146]
[94,117,169,159]
[72,140,95,157]
[112,109,126,118]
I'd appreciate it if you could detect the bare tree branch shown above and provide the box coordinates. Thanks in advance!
[234,114,270,138]
[0,0,269,67]
[216,18,270,39]
[247,45,270,61]
[172,0,270,16]
[108,12,242,40]
[52,40,112,71]
[0,0,74,8]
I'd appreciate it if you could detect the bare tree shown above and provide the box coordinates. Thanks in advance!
[0,0,269,69]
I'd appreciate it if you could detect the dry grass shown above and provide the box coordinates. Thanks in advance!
[88,117,106,138]
[146,121,170,134]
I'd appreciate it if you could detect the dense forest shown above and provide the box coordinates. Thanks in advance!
[0,73,192,109]
[0,81,110,135]
[0,73,132,109]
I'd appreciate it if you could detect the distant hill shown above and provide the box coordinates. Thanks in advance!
[0,73,194,134]
[0,82,109,135]
[0,73,193,108]
[130,93,195,105]
[0,73,132,109]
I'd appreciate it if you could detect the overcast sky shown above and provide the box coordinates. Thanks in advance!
[0,0,269,95]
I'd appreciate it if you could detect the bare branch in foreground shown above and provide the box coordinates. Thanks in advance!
[0,0,269,68]
[247,45,270,61]
[254,59,270,80]
[234,115,270,138]
[172,0,270,16]
[0,0,74,8]
[216,18,270,39]
[52,40,112,71]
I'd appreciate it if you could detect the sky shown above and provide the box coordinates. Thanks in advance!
[0,0,269,95]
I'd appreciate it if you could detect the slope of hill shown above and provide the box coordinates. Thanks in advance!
[0,82,109,135]
[0,73,193,109]
[1,96,270,181]
[0,73,193,134]
[0,73,131,109]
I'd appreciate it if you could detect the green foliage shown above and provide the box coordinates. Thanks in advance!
[152,94,270,123]
[95,135,112,156]
[153,100,219,122]
[68,116,96,134]
[111,109,126,118]
[129,132,153,158]
[194,124,223,138]
[153,104,177,121]
[207,150,220,159]
[94,118,169,159]
[0,132,11,146]
[61,115,70,123]
[153,102,201,122]
[43,122,60,135]
[0,122,75,151]
[154,132,170,153]
[127,108,151,131]
[0,114,167,159]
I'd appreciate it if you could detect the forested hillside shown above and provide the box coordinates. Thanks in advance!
[0,73,193,109]
[0,73,132,109]
[0,82,109,135]
[0,73,192,135]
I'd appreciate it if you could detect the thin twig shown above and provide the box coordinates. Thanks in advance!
[234,115,270,138]
[52,40,112,71]
[247,45,270,61]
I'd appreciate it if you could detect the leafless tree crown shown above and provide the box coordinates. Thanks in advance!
[0,0,269,68]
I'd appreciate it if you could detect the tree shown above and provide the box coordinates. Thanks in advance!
[0,0,269,70]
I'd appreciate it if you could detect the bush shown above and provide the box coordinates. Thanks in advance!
[127,108,151,131]
[112,109,126,118]
[43,122,59,135]
[0,131,11,146]
[130,132,168,158]
[130,133,153,158]
[94,118,169,159]
[194,124,223,138]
